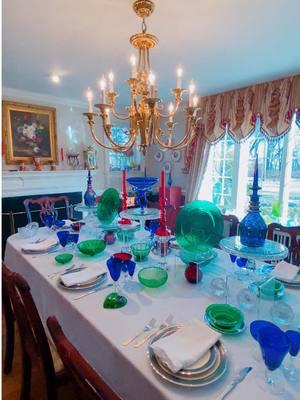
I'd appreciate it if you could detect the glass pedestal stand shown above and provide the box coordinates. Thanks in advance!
[117,221,139,253]
[74,204,99,237]
[220,236,288,278]
[120,208,160,242]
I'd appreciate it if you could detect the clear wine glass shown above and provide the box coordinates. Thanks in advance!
[283,330,300,381]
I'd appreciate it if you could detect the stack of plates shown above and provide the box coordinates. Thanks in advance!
[205,304,245,335]
[277,274,300,288]
[58,272,107,291]
[148,325,227,387]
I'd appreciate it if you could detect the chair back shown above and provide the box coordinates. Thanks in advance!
[223,214,239,237]
[2,264,57,397]
[47,316,122,400]
[23,195,70,224]
[267,223,300,265]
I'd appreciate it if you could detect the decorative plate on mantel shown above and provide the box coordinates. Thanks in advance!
[171,150,181,162]
[154,150,163,162]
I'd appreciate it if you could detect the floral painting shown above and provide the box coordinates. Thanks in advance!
[3,101,57,164]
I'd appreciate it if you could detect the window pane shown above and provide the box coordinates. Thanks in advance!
[108,127,141,171]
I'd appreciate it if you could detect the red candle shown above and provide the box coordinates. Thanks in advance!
[60,147,64,162]
[122,169,127,210]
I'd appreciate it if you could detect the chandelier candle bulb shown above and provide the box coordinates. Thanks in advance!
[99,77,107,103]
[86,88,93,113]
[148,72,156,97]
[106,108,111,125]
[168,103,174,122]
[192,95,198,108]
[130,55,137,78]
[189,82,195,107]
[176,67,183,89]
[108,72,114,92]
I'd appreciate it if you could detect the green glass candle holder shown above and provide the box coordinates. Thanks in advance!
[138,267,168,288]
[103,292,127,309]
[77,239,106,256]
[55,253,73,264]
[130,242,151,262]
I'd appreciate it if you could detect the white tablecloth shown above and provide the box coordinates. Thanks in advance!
[4,228,300,400]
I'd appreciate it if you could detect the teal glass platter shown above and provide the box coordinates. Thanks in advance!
[77,239,106,256]
[131,242,151,261]
[174,200,223,254]
[55,253,73,264]
[97,188,120,224]
[138,267,168,288]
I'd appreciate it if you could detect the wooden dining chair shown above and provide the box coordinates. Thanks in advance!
[2,268,15,374]
[267,223,300,264]
[2,264,66,400]
[47,316,122,400]
[23,195,70,224]
[223,214,239,237]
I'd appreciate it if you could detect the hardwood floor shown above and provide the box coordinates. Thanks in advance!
[2,317,75,399]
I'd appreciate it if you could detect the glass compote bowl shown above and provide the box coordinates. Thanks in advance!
[126,177,158,215]
[104,257,127,309]
[254,325,290,395]
[57,231,70,251]
[283,330,300,381]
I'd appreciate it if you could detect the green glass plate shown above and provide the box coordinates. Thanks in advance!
[138,267,168,288]
[97,188,120,224]
[131,242,151,262]
[204,314,246,335]
[174,200,223,254]
[55,253,73,264]
[77,239,106,256]
[205,304,244,329]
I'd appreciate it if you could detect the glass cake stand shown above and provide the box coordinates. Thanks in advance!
[74,204,99,236]
[120,208,160,241]
[220,236,289,272]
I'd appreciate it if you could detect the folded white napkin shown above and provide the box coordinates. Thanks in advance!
[60,268,105,287]
[151,319,221,373]
[271,260,299,282]
[22,236,58,252]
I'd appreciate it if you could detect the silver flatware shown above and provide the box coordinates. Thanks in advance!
[60,266,87,276]
[122,318,157,346]
[48,263,83,279]
[30,238,47,244]
[73,283,113,300]
[133,314,174,348]
[215,366,252,400]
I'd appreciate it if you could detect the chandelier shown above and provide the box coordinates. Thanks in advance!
[83,0,200,155]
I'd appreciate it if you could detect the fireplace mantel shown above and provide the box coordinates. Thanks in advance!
[2,170,93,198]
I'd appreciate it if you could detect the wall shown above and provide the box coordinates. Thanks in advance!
[2,87,112,193]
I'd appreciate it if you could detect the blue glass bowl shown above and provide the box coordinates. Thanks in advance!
[127,177,158,190]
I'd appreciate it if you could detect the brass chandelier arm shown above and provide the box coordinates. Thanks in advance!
[153,118,199,150]
[157,100,180,119]
[88,124,120,151]
[102,122,138,151]
[110,105,131,121]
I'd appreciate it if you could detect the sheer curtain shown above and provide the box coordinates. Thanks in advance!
[185,134,210,203]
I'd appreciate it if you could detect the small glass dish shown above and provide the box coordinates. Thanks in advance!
[138,267,168,288]
[77,239,106,256]
[55,253,73,264]
[18,222,39,238]
[206,304,244,329]
[130,242,151,262]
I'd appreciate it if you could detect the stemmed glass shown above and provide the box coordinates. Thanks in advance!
[42,212,55,230]
[283,330,300,381]
[57,231,70,251]
[67,233,79,253]
[254,325,290,395]
[104,257,127,309]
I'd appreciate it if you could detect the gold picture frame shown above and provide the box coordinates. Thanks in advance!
[2,101,58,164]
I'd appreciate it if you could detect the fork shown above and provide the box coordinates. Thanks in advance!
[133,314,174,348]
[48,263,79,279]
[122,318,157,346]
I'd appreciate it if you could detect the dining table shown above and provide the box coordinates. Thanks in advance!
[4,227,300,400]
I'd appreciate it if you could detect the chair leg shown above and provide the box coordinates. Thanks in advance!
[3,312,15,374]
[20,351,31,400]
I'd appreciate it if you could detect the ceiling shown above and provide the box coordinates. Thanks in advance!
[3,0,300,105]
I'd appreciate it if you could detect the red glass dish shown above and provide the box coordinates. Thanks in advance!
[113,252,132,261]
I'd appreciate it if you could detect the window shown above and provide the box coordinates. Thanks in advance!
[108,127,141,171]
[198,116,300,226]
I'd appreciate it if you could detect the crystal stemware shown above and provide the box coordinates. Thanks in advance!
[67,233,79,252]
[104,257,127,309]
[56,231,70,251]
[283,330,300,381]
[255,326,290,395]
[41,212,55,229]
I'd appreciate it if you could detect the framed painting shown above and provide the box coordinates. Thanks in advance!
[2,101,58,164]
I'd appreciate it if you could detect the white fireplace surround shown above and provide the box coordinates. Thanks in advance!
[2,170,92,198]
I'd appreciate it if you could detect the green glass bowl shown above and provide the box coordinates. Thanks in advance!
[97,188,120,224]
[55,253,73,264]
[77,239,106,256]
[130,242,151,261]
[138,267,168,288]
[205,304,244,329]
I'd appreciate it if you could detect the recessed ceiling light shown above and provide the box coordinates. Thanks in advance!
[50,74,60,84]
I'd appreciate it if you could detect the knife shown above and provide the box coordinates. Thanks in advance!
[215,366,252,400]
[73,283,113,300]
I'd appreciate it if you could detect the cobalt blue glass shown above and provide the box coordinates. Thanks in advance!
[250,320,282,341]
[284,330,300,381]
[54,219,65,228]
[147,220,160,238]
[104,257,127,309]
[126,260,136,278]
[57,231,70,250]
[84,170,96,207]
[239,156,267,247]
[127,177,158,214]
[256,326,289,394]
[230,254,237,263]
[42,212,55,228]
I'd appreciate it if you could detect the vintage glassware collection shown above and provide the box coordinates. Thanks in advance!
[18,151,299,395]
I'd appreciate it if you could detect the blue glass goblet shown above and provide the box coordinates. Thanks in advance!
[256,326,290,395]
[42,212,55,229]
[283,330,300,381]
[103,257,127,309]
[57,231,70,251]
